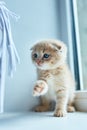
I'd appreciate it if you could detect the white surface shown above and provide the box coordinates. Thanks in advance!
[75,91,87,112]
[75,91,87,98]
[0,112,87,130]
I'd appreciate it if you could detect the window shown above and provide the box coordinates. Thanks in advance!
[76,0,87,90]
[58,0,83,90]
[58,0,87,111]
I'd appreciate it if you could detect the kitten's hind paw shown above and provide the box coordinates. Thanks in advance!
[33,80,48,96]
[67,106,75,112]
[35,105,50,112]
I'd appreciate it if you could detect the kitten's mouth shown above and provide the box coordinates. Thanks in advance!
[35,61,42,66]
[37,63,42,66]
[36,60,42,66]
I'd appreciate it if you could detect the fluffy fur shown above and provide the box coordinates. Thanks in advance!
[31,39,75,117]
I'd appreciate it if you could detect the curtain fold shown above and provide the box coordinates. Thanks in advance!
[0,1,20,113]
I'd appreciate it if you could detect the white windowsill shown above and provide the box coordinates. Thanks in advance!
[0,112,87,130]
[0,91,87,130]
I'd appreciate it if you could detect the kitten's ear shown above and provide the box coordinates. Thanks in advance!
[52,43,62,51]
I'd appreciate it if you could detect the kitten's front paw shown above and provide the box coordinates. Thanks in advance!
[33,80,48,96]
[54,109,67,117]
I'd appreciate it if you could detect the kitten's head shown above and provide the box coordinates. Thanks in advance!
[31,39,67,70]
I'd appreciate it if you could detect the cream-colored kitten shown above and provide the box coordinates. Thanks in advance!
[31,39,75,117]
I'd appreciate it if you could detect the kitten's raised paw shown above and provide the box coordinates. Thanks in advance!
[54,109,67,117]
[35,105,50,112]
[33,80,48,96]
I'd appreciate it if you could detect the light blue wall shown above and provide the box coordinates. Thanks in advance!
[4,0,60,111]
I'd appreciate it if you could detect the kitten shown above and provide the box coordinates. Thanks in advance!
[31,39,75,117]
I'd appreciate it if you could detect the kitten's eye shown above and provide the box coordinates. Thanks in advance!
[43,53,50,58]
[33,53,38,58]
